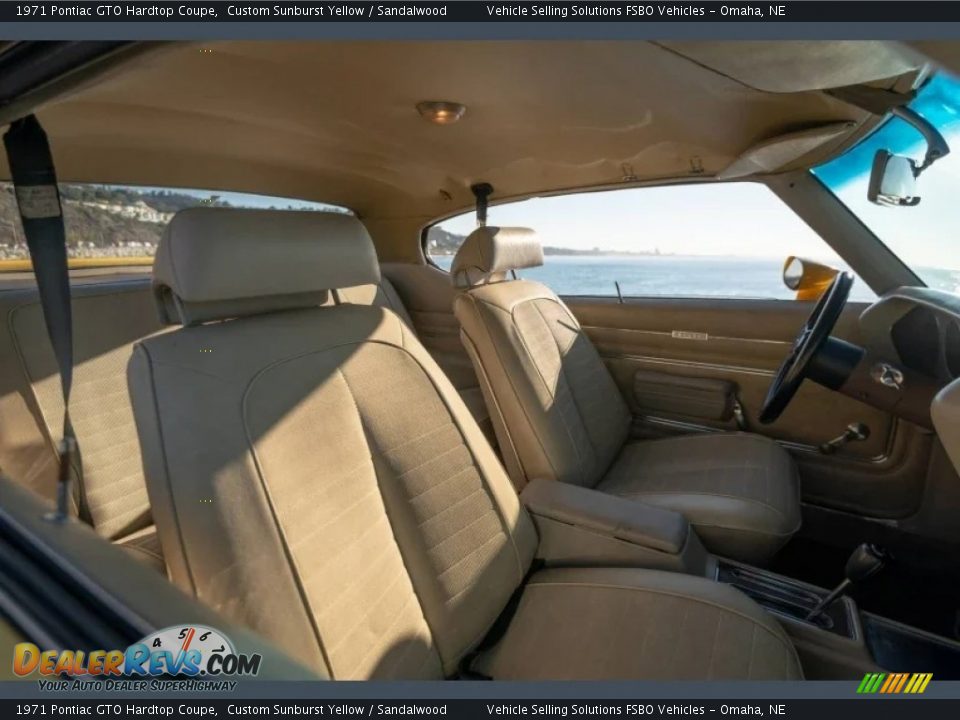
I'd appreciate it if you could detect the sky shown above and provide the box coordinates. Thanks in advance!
[436,183,847,264]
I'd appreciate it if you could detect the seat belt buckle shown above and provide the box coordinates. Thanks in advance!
[48,435,77,522]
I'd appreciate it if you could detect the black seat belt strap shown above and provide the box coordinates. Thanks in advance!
[4,114,79,521]
[471,182,493,228]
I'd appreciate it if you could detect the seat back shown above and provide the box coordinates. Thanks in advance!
[451,227,631,490]
[129,208,536,679]
[0,279,165,542]
[336,275,496,443]
[335,277,415,328]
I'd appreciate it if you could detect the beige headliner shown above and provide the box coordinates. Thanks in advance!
[5,41,929,224]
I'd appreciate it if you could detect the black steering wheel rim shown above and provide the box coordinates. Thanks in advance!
[758,272,854,424]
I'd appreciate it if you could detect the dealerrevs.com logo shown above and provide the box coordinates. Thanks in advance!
[13,625,261,692]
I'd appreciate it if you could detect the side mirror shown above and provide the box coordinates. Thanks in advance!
[783,256,839,301]
[868,150,920,207]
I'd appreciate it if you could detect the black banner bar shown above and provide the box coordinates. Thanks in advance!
[2,700,960,719]
[3,1,960,23]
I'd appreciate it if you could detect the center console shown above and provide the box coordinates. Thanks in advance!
[718,561,857,637]
[717,558,960,679]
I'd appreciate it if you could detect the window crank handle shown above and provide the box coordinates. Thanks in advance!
[819,422,870,455]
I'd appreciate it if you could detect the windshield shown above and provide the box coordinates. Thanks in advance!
[813,73,960,295]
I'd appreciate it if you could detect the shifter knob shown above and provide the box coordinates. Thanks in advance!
[805,543,889,622]
[845,543,887,583]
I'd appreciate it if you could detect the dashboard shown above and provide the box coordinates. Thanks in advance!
[860,287,960,384]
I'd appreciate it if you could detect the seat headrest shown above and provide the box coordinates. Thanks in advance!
[449,226,543,289]
[153,208,380,326]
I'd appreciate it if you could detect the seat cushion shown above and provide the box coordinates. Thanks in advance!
[598,433,801,565]
[475,567,803,680]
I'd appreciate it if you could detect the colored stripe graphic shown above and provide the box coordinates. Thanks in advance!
[858,672,933,694]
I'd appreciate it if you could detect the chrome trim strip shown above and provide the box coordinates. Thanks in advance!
[582,324,792,346]
[604,352,777,378]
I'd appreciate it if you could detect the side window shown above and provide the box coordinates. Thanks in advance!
[0,183,351,273]
[426,183,874,301]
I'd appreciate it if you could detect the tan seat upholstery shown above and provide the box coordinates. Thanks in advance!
[335,277,415,328]
[0,280,167,573]
[451,227,801,565]
[475,567,803,680]
[337,279,494,440]
[128,207,802,680]
[0,251,475,578]
[599,433,801,564]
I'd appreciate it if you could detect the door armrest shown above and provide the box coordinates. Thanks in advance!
[520,478,713,576]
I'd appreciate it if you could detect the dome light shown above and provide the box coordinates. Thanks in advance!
[416,101,466,125]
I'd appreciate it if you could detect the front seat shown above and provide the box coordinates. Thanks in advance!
[128,208,802,680]
[451,226,801,565]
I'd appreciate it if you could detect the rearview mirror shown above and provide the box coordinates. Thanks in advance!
[868,151,920,207]
[783,256,839,301]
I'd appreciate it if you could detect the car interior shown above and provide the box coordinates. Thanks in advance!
[1,40,960,681]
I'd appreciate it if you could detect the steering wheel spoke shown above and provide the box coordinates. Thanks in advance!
[758,272,854,424]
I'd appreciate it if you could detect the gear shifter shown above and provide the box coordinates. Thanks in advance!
[805,543,888,621]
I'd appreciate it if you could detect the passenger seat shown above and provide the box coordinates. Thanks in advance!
[128,208,802,680]
[450,227,801,565]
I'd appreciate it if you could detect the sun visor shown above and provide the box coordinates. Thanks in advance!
[659,42,924,93]
[717,123,855,180]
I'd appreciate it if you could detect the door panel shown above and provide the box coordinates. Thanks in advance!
[567,296,932,519]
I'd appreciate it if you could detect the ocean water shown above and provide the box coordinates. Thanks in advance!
[431,254,905,302]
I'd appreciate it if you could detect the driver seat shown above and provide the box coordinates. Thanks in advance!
[451,227,801,565]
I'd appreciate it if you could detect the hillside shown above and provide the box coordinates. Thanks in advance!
[0,184,337,262]
[0,184,195,261]
[424,225,466,255]
[426,223,663,257]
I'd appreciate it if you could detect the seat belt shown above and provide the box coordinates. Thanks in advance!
[471,182,493,228]
[3,114,80,521]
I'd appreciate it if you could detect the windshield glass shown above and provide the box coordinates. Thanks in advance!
[813,73,960,295]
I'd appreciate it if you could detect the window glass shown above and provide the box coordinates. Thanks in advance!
[0,183,350,272]
[813,73,960,295]
[427,183,875,301]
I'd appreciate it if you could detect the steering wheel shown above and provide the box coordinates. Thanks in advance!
[759,272,854,424]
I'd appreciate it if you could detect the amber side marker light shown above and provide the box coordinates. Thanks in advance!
[417,101,466,125]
